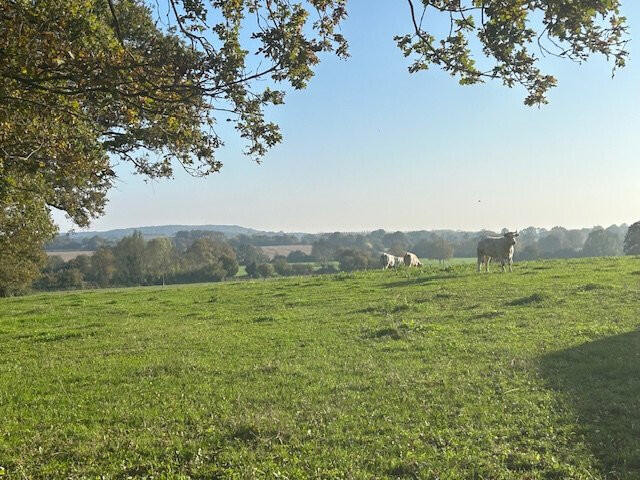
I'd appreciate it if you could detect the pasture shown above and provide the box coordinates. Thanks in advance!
[1,257,639,478]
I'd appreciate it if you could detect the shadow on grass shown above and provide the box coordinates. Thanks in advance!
[383,273,470,289]
[540,330,640,478]
[506,293,545,306]
[366,327,404,340]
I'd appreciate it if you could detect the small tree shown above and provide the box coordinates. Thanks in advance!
[0,192,56,296]
[256,263,276,278]
[287,250,312,263]
[233,243,269,265]
[90,247,116,287]
[337,249,370,272]
[113,232,146,285]
[144,237,175,285]
[245,262,259,278]
[623,221,640,255]
[272,257,293,276]
[220,255,239,278]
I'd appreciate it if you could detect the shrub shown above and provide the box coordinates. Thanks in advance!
[256,263,275,278]
[245,262,259,278]
[221,255,239,278]
[272,257,293,276]
[291,264,314,276]
[337,249,372,272]
[287,250,313,262]
[317,263,339,274]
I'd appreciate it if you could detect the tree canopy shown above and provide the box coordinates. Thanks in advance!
[0,0,630,294]
[623,221,640,255]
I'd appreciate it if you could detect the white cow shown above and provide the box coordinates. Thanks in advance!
[477,231,519,272]
[403,252,422,267]
[380,253,396,269]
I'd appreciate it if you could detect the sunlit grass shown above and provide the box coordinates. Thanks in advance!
[1,257,638,478]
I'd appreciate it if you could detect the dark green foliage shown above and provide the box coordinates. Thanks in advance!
[35,232,239,290]
[259,263,277,278]
[233,243,269,266]
[221,256,239,279]
[245,262,259,278]
[337,248,374,272]
[272,257,293,276]
[286,250,313,263]
[256,263,276,278]
[290,264,314,276]
[316,263,340,274]
[0,190,56,296]
[623,221,640,255]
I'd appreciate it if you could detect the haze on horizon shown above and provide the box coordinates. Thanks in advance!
[52,2,640,236]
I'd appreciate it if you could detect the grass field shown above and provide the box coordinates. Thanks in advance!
[1,258,639,478]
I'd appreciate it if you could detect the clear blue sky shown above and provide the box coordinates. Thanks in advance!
[53,2,640,233]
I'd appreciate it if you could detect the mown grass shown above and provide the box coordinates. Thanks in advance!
[1,257,639,479]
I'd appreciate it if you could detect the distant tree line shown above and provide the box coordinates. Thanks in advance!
[13,223,637,295]
[37,232,239,291]
[45,235,114,251]
[36,230,326,291]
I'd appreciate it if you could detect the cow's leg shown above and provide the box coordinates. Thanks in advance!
[508,259,513,272]
[477,255,482,273]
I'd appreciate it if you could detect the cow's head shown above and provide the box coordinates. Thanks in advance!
[504,231,519,246]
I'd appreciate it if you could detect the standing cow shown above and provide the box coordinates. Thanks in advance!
[380,253,396,269]
[381,253,405,269]
[477,231,519,272]
[404,252,422,267]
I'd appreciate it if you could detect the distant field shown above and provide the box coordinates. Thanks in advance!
[259,244,312,259]
[45,250,94,261]
[1,258,639,478]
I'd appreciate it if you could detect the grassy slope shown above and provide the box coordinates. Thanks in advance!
[1,258,639,479]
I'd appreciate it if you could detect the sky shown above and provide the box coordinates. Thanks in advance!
[53,2,640,234]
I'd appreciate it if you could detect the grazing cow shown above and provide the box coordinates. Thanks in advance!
[403,252,422,267]
[477,231,519,272]
[380,253,396,269]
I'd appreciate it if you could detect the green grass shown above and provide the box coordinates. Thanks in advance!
[235,260,470,278]
[1,257,639,478]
